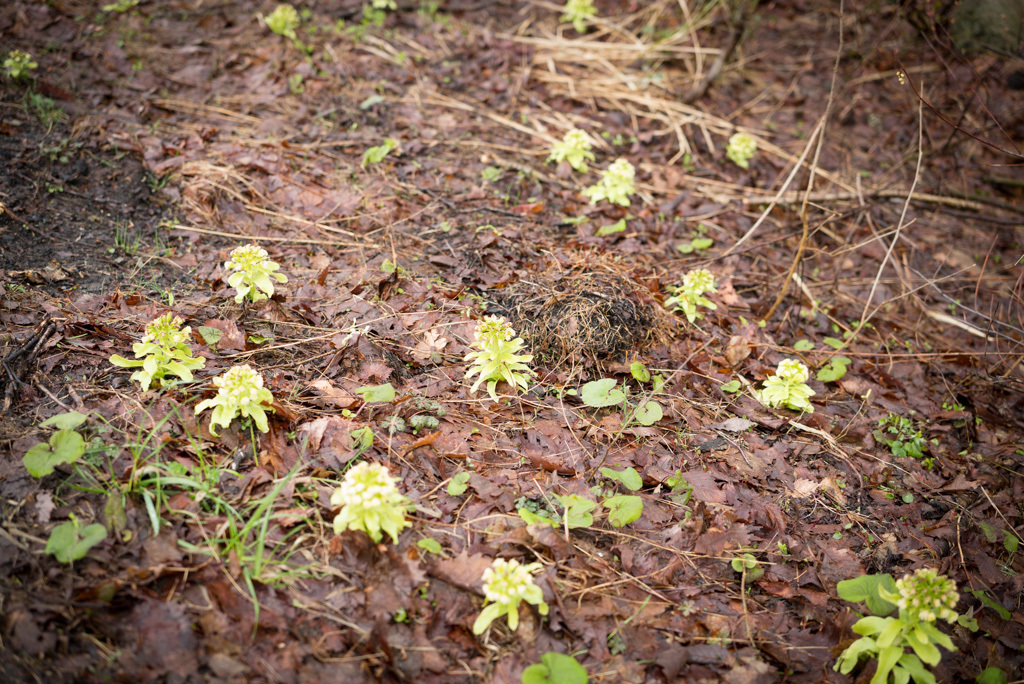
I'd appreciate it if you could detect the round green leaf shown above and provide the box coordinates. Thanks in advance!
[24,442,57,477]
[579,379,625,408]
[633,400,663,426]
[39,411,89,430]
[629,361,650,383]
[602,495,643,527]
[719,380,741,394]
[417,538,442,554]
[355,383,396,403]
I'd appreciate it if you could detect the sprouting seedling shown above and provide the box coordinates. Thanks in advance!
[547,128,595,173]
[473,558,549,634]
[45,514,107,564]
[22,411,89,478]
[372,0,397,9]
[464,315,535,401]
[835,569,960,684]
[759,359,815,413]
[560,0,597,33]
[3,50,37,80]
[726,132,757,170]
[109,313,206,391]
[663,268,718,324]
[224,243,288,303]
[582,158,636,207]
[362,138,398,167]
[194,364,276,436]
[331,461,411,543]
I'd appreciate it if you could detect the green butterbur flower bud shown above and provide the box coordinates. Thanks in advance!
[195,364,275,435]
[225,243,288,303]
[331,461,411,543]
[560,0,597,33]
[3,50,38,80]
[142,313,191,349]
[473,558,549,633]
[759,359,815,413]
[465,316,535,401]
[583,158,636,207]
[109,313,205,391]
[726,132,757,169]
[664,268,718,323]
[548,129,595,173]
[894,568,959,624]
[264,4,299,39]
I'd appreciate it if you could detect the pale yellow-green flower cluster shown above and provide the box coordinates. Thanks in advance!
[225,243,288,303]
[759,359,815,413]
[331,461,411,543]
[109,313,206,391]
[560,0,597,33]
[264,4,299,39]
[465,316,535,401]
[664,268,718,324]
[195,364,275,435]
[583,158,636,207]
[548,129,595,173]
[726,132,757,169]
[3,50,37,80]
[141,313,191,349]
[893,568,960,624]
[473,558,549,633]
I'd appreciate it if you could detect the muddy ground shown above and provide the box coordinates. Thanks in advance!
[2,1,1024,682]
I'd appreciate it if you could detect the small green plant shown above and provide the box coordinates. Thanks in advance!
[23,411,89,477]
[224,243,288,303]
[362,138,398,167]
[355,382,396,403]
[596,467,644,527]
[102,0,139,12]
[372,0,397,9]
[194,364,276,436]
[264,4,300,39]
[348,426,375,458]
[726,132,757,169]
[473,558,549,634]
[3,50,37,80]
[560,0,597,33]
[579,377,663,427]
[676,223,714,253]
[25,91,62,126]
[409,414,439,433]
[759,359,815,413]
[109,313,206,391]
[875,415,928,460]
[447,471,471,496]
[835,569,960,684]
[45,514,107,563]
[582,158,636,207]
[731,552,764,581]
[518,494,594,529]
[331,461,411,543]
[464,316,535,401]
[547,128,595,173]
[816,356,851,382]
[663,268,718,323]
[522,652,588,683]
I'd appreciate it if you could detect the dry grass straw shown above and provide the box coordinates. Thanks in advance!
[486,255,669,369]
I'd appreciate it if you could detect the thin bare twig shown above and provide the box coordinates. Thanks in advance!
[765,0,844,321]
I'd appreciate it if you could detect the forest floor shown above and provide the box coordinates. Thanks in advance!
[2,1,1024,682]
